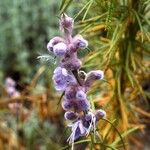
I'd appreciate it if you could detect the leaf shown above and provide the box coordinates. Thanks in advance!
[82,0,93,21]
[59,0,67,11]
[59,0,73,15]
[132,10,144,42]
[37,54,56,64]
[73,1,91,20]
[111,127,138,147]
[102,118,126,150]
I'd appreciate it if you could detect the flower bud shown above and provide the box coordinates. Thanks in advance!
[64,111,78,120]
[59,14,74,34]
[95,109,106,121]
[53,42,67,56]
[73,35,88,49]
[5,77,16,87]
[85,70,104,87]
[47,37,63,52]
[6,87,16,96]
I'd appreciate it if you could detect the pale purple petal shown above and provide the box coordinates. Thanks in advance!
[53,42,67,56]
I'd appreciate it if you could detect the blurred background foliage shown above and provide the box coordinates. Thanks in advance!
[0,0,150,150]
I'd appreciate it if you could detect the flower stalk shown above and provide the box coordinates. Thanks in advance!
[47,14,106,149]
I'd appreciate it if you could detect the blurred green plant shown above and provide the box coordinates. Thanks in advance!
[0,0,61,83]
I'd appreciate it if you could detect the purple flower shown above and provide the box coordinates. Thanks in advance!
[52,67,76,91]
[47,37,63,52]
[5,77,16,87]
[73,35,88,49]
[62,99,73,111]
[84,70,104,87]
[65,86,76,100]
[6,87,16,96]
[62,98,90,112]
[82,112,96,136]
[95,109,106,121]
[77,99,90,111]
[46,14,106,147]
[67,120,87,144]
[60,54,82,70]
[76,90,86,100]
[53,42,67,56]
[5,77,20,97]
[64,111,78,120]
[59,14,74,34]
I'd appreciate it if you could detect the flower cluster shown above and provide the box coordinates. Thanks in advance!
[5,77,21,113]
[5,77,20,97]
[47,14,106,148]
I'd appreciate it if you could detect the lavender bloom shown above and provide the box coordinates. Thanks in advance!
[5,77,20,97]
[59,14,74,34]
[62,99,73,111]
[79,112,97,138]
[73,35,88,49]
[47,36,63,52]
[65,86,76,100]
[46,14,106,148]
[84,70,104,87]
[60,53,82,70]
[52,67,76,91]
[53,42,67,56]
[67,120,87,144]
[76,90,86,100]
[5,77,16,87]
[77,99,90,111]
[6,87,16,96]
[64,111,78,120]
[95,109,106,121]
[62,98,90,112]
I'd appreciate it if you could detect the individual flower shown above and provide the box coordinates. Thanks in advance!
[67,119,87,144]
[47,36,64,52]
[82,112,96,135]
[5,77,20,97]
[64,111,78,120]
[5,77,16,87]
[65,86,76,100]
[52,67,76,91]
[73,35,88,49]
[60,53,82,70]
[84,70,104,88]
[95,109,106,121]
[62,97,90,112]
[59,14,74,34]
[53,42,67,56]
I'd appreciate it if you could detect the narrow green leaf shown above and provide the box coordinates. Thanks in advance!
[73,1,91,20]
[59,0,67,10]
[133,10,144,42]
[82,0,93,21]
[102,118,126,150]
[59,0,73,15]
[111,127,138,147]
